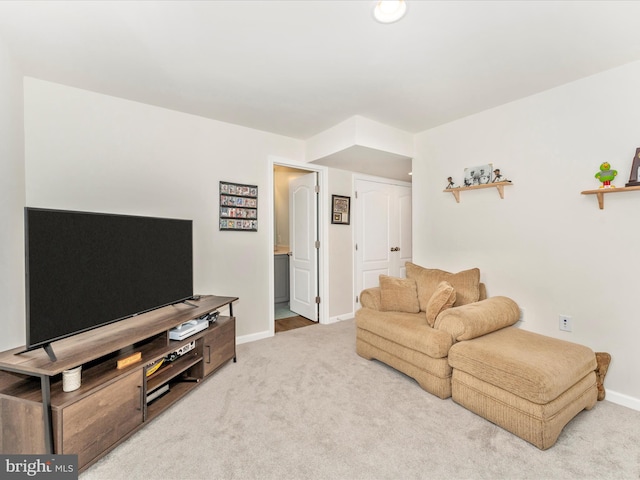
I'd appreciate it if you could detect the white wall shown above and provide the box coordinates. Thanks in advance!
[0,36,25,352]
[328,167,355,320]
[23,78,305,340]
[413,59,640,409]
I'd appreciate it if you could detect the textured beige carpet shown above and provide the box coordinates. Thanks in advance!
[80,319,640,480]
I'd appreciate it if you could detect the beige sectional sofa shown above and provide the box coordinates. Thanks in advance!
[355,262,520,399]
[355,262,599,449]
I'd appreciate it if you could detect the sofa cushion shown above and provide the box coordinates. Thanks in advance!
[449,327,597,404]
[406,262,480,309]
[434,296,520,342]
[379,275,420,313]
[355,308,453,359]
[360,287,382,310]
[425,281,456,327]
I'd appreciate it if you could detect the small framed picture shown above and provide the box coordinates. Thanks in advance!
[463,164,493,186]
[331,195,350,225]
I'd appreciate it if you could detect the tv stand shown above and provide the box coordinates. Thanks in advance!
[0,295,237,472]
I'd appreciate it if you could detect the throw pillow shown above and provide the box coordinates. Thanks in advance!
[425,281,456,327]
[405,262,480,309]
[379,275,420,313]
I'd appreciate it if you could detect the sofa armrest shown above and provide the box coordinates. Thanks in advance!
[434,296,519,342]
[360,287,382,311]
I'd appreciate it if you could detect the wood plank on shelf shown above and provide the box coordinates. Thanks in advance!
[0,295,237,376]
[146,353,202,392]
[145,381,197,420]
[580,185,640,209]
[444,182,512,203]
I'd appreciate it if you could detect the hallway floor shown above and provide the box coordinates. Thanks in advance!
[275,302,295,320]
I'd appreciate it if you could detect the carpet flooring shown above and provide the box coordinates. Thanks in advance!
[80,319,640,480]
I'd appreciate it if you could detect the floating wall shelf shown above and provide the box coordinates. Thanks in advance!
[581,185,640,209]
[444,182,512,203]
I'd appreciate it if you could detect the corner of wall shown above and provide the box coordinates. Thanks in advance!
[0,36,26,351]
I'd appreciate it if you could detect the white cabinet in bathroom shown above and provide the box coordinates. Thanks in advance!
[274,253,290,304]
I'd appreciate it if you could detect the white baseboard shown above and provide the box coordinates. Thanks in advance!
[237,314,355,343]
[328,313,354,324]
[237,330,271,345]
[606,389,640,412]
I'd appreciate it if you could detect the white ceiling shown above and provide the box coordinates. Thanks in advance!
[2,0,640,179]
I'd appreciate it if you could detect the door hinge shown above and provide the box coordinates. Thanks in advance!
[355,243,358,251]
[355,191,358,199]
[314,184,319,194]
[356,295,359,303]
[315,240,320,249]
[315,296,321,304]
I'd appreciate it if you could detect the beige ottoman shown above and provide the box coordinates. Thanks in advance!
[448,327,598,449]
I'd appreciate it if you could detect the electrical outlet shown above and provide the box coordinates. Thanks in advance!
[559,314,572,332]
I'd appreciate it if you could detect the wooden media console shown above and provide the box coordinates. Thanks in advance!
[0,295,237,471]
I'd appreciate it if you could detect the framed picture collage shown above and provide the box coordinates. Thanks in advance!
[219,181,258,231]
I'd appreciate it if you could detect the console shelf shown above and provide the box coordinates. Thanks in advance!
[444,182,512,203]
[146,351,202,392]
[0,295,237,471]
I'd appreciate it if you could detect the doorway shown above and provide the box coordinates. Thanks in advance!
[270,159,328,335]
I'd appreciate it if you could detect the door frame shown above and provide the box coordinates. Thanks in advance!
[268,156,329,335]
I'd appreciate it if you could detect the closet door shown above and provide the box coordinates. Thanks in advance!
[354,178,412,307]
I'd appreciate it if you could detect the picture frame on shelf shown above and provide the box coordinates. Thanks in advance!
[463,164,493,186]
[331,195,350,225]
[625,147,640,187]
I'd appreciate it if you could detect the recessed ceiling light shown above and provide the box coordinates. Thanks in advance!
[373,0,407,24]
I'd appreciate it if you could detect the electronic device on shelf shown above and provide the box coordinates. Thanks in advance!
[164,341,195,362]
[168,318,209,341]
[146,384,170,404]
[145,358,164,377]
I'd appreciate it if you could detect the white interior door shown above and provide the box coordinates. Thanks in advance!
[289,172,318,321]
[355,178,412,307]
[355,182,394,292]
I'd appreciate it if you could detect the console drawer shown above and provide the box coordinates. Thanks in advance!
[202,318,235,377]
[59,370,143,468]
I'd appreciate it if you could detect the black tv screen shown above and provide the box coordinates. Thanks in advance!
[25,207,193,352]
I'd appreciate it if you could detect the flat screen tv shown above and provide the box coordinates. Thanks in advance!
[24,207,193,360]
